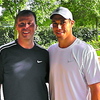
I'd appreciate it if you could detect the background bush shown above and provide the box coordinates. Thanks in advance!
[0,26,100,50]
[0,27,14,45]
[73,27,98,42]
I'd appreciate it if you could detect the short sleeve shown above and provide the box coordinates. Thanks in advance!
[83,46,100,85]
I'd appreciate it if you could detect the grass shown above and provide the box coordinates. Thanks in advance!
[96,50,100,56]
[87,39,100,56]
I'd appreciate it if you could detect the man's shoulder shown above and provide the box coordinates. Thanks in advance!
[74,38,93,50]
[0,41,16,51]
[72,38,95,54]
[48,43,57,50]
[35,43,49,53]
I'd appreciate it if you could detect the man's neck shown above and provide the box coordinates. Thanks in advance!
[17,39,34,49]
[58,36,76,48]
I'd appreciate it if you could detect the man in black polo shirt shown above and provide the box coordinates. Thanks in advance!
[0,10,49,100]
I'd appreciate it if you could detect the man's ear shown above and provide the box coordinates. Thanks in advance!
[15,24,18,30]
[35,25,38,30]
[71,20,75,26]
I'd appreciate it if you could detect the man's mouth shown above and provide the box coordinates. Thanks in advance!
[23,31,30,34]
[56,32,63,34]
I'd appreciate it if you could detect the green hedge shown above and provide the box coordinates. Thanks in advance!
[96,51,100,56]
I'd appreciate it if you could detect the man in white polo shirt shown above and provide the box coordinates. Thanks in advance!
[48,7,100,100]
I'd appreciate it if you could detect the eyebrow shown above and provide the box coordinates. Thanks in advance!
[52,20,65,23]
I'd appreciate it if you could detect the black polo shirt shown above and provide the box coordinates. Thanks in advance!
[0,40,49,100]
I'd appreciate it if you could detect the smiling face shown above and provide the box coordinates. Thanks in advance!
[51,14,74,40]
[16,14,37,41]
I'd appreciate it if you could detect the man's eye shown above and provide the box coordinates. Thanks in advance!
[53,23,57,25]
[61,22,65,25]
[18,23,25,27]
[28,22,31,25]
[28,22,34,26]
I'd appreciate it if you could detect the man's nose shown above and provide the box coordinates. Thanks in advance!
[24,24,30,28]
[58,24,62,29]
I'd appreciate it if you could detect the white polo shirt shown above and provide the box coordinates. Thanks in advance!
[48,38,100,100]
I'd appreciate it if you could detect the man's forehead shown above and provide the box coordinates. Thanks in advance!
[17,15,34,22]
[52,18,66,23]
[18,18,32,22]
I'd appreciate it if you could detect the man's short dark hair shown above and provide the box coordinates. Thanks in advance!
[15,10,37,24]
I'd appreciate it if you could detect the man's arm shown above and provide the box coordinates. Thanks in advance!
[89,82,100,100]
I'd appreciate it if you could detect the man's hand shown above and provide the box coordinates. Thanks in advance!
[89,82,100,100]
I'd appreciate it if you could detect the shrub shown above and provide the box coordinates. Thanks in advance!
[87,40,100,49]
[96,51,100,56]
[0,27,14,45]
[35,26,57,48]
[73,27,97,42]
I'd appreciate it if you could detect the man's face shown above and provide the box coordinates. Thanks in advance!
[16,14,37,41]
[51,14,74,40]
